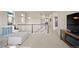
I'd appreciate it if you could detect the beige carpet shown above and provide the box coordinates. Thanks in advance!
[18,32,69,48]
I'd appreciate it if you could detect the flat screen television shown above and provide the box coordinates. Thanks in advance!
[67,12,79,35]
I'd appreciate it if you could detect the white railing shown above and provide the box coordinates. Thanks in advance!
[17,24,48,33]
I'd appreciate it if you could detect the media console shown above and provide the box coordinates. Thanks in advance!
[60,12,79,47]
[60,30,79,48]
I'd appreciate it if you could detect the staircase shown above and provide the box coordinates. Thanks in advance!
[34,26,48,34]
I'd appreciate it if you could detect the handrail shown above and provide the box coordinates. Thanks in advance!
[17,24,45,25]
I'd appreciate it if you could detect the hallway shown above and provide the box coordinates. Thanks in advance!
[18,32,69,48]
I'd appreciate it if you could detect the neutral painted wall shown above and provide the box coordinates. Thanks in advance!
[15,11,53,24]
[15,11,41,24]
[26,12,41,24]
[0,11,7,26]
[15,11,26,25]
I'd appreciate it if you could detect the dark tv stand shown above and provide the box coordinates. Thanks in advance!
[60,29,79,48]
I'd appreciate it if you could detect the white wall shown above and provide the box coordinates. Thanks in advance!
[15,11,26,25]
[15,11,42,24]
[0,11,7,26]
[25,12,42,24]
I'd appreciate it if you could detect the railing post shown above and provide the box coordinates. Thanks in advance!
[32,24,33,33]
[47,24,49,33]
